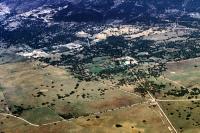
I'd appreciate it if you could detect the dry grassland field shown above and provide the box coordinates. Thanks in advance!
[1,0,200,132]
[0,57,200,133]
[0,60,144,121]
[159,101,200,133]
[1,104,171,133]
[164,58,200,87]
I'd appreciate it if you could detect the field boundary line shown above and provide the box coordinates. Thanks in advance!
[41,101,148,126]
[157,99,200,102]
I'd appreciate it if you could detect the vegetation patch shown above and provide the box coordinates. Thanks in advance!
[21,107,62,125]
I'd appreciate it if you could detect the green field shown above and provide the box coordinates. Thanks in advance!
[21,107,62,125]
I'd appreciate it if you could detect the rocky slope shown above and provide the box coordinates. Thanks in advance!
[0,0,200,23]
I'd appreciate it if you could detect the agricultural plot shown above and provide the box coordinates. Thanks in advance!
[85,56,114,74]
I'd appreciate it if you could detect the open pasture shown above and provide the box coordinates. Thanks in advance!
[0,60,144,124]
[0,104,170,133]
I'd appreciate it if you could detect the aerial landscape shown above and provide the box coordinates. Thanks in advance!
[0,0,200,133]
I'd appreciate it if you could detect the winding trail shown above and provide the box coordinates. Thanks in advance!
[0,113,39,127]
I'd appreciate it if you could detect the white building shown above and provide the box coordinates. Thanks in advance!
[115,56,138,66]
